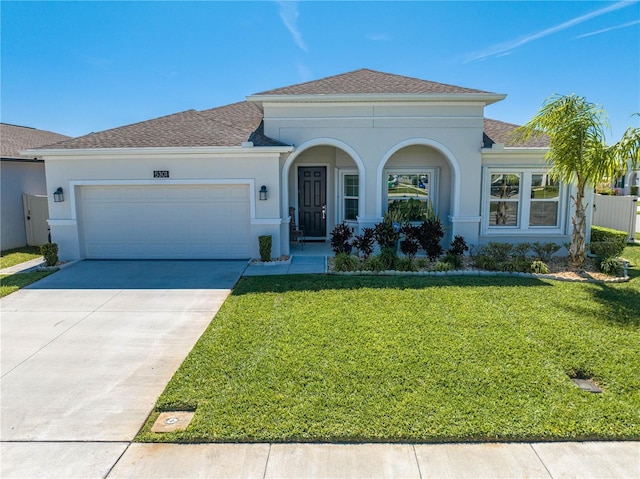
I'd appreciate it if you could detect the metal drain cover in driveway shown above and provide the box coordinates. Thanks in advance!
[151,412,195,433]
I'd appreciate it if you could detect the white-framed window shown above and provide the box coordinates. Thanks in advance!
[483,168,566,235]
[529,173,560,227]
[489,173,521,226]
[384,168,438,220]
[339,170,359,222]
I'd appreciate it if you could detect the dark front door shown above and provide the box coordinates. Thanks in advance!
[298,166,327,237]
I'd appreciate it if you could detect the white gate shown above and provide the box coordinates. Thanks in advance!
[22,194,50,246]
[592,194,638,241]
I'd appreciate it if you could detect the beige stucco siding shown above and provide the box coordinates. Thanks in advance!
[44,150,285,260]
[385,145,453,225]
[267,100,487,243]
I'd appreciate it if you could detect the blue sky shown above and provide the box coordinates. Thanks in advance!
[2,1,639,143]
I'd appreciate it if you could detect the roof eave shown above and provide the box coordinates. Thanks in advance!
[247,93,507,106]
[23,145,295,158]
[1,156,44,163]
[482,147,550,154]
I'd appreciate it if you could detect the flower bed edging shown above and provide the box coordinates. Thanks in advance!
[328,268,629,283]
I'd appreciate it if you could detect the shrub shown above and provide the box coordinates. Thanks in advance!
[590,226,627,257]
[441,252,462,269]
[591,225,628,243]
[383,207,408,227]
[330,223,353,254]
[378,247,398,270]
[513,242,531,261]
[397,257,418,272]
[513,260,532,272]
[472,243,513,271]
[400,237,419,259]
[40,243,58,267]
[500,261,517,272]
[415,218,444,261]
[258,235,272,262]
[590,241,624,260]
[434,261,453,272]
[595,182,617,195]
[470,246,498,271]
[631,185,639,196]
[447,235,468,257]
[351,227,375,259]
[387,198,427,222]
[530,260,550,274]
[333,252,359,272]
[423,199,439,222]
[472,242,539,272]
[474,256,498,271]
[531,242,561,262]
[599,257,624,276]
[415,258,429,270]
[482,242,514,263]
[373,221,400,250]
[361,255,387,272]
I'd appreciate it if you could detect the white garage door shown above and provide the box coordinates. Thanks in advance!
[78,185,251,259]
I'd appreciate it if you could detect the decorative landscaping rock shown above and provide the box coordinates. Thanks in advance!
[249,256,291,266]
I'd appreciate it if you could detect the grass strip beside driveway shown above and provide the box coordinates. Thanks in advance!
[0,271,54,298]
[138,246,640,443]
[0,246,42,269]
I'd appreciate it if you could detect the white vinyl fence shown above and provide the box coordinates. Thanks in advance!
[592,194,638,241]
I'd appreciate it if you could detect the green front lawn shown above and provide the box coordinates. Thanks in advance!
[0,271,54,298]
[138,245,640,443]
[0,246,42,269]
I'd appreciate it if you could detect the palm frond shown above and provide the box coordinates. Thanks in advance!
[612,125,640,169]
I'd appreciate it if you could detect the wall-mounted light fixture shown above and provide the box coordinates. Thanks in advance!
[53,187,64,202]
[259,185,268,201]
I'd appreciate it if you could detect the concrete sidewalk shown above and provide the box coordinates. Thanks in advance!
[108,442,639,479]
[0,256,45,274]
[244,255,326,276]
[3,440,637,478]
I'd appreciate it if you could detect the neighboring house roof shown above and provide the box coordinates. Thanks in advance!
[1,123,70,159]
[31,69,544,151]
[253,68,493,95]
[483,118,550,148]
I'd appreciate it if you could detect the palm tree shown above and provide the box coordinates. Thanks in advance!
[512,94,639,268]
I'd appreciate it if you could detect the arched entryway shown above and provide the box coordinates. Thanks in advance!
[377,139,460,226]
[282,138,365,242]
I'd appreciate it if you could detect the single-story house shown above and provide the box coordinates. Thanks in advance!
[612,167,639,196]
[1,123,70,250]
[28,69,590,261]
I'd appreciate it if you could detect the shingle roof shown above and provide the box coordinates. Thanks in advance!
[248,120,289,147]
[1,123,70,158]
[47,102,285,150]
[483,118,550,148]
[253,68,493,96]
[31,71,538,151]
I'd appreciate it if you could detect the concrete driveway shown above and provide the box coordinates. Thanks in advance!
[1,260,246,478]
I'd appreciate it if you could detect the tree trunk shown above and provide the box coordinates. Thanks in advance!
[569,187,587,268]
